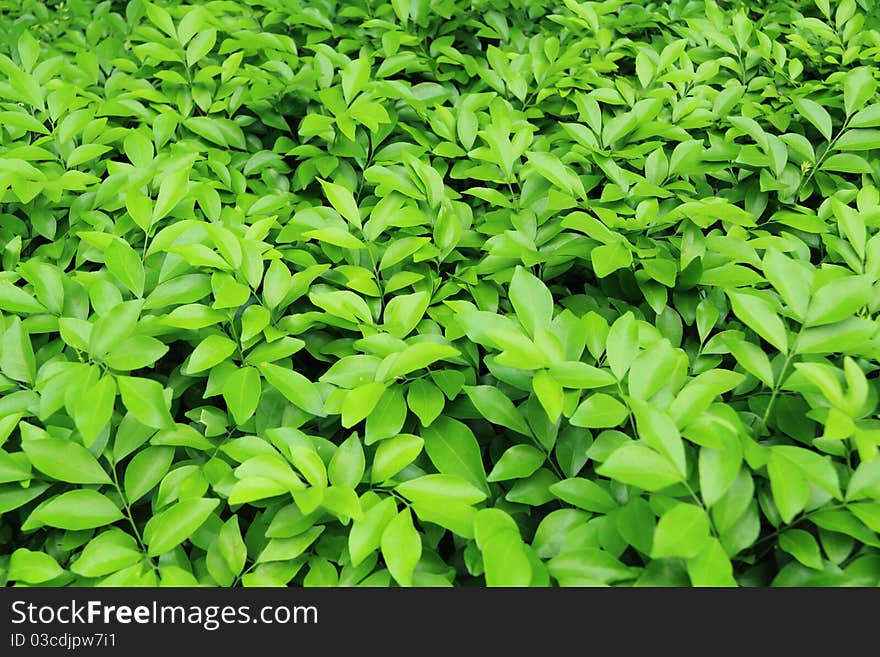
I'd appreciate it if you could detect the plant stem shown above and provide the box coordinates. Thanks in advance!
[107,456,157,575]
[761,328,803,429]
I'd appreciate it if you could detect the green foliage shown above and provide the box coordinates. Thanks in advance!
[1,0,880,587]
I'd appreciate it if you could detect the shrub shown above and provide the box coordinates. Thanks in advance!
[1,0,880,587]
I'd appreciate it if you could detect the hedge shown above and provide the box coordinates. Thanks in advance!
[1,0,880,587]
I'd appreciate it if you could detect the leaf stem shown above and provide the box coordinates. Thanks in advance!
[796,114,852,198]
[761,328,804,428]
[107,455,156,574]
[751,502,848,553]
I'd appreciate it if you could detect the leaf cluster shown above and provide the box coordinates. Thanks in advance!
[1,0,880,586]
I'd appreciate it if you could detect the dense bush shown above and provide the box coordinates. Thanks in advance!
[1,0,880,587]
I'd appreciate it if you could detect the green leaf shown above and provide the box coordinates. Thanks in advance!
[525,151,585,199]
[105,239,145,297]
[124,446,175,503]
[381,508,421,586]
[234,455,304,495]
[378,343,460,381]
[319,179,361,228]
[329,433,366,488]
[474,508,533,585]
[669,369,744,429]
[628,341,679,400]
[258,362,326,416]
[0,281,45,314]
[350,496,397,567]
[488,444,545,482]
[547,548,634,585]
[727,290,789,353]
[762,249,812,321]
[153,167,189,222]
[804,275,872,327]
[34,490,123,530]
[591,242,633,278]
[792,97,833,141]
[699,443,743,508]
[391,0,410,25]
[509,266,553,336]
[310,287,374,324]
[410,499,477,540]
[89,300,143,356]
[548,362,616,389]
[0,482,48,516]
[396,473,487,506]
[8,548,64,583]
[481,532,532,587]
[185,334,237,374]
[406,379,445,427]
[1,317,35,385]
[144,0,176,38]
[651,503,712,559]
[3,0,879,592]
[797,318,876,354]
[186,28,216,67]
[464,385,531,436]
[74,374,117,446]
[846,459,880,501]
[532,369,564,422]
[835,129,880,151]
[341,382,387,429]
[383,291,429,339]
[725,339,774,388]
[372,434,424,482]
[605,313,638,380]
[70,530,141,578]
[848,503,880,533]
[596,443,683,491]
[422,417,488,493]
[0,450,30,483]
[184,117,228,147]
[779,529,823,570]
[379,236,430,271]
[222,366,262,425]
[257,526,324,564]
[843,67,877,116]
[570,393,628,429]
[275,447,320,494]
[322,485,363,522]
[218,516,247,576]
[364,386,407,441]
[767,450,810,524]
[820,153,873,173]
[549,478,616,513]
[686,538,737,586]
[117,376,174,429]
[630,400,686,477]
[342,56,371,104]
[22,437,111,484]
[850,103,880,128]
[145,497,220,556]
[770,445,840,498]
